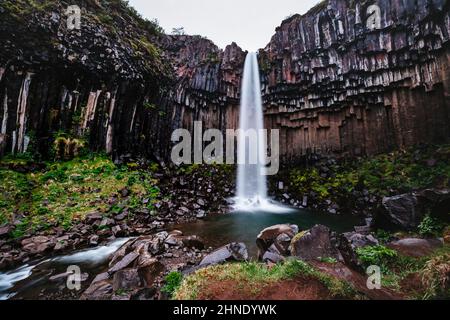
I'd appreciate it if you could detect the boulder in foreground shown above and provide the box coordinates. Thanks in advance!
[290,225,339,261]
[199,243,248,267]
[256,224,299,261]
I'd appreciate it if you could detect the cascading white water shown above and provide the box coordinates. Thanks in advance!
[0,238,130,300]
[234,52,293,213]
[236,52,268,209]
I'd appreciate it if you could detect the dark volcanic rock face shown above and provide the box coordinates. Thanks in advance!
[261,0,450,159]
[0,1,246,161]
[0,0,174,160]
[160,36,245,141]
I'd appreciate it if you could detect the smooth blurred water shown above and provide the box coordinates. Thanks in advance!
[236,52,268,209]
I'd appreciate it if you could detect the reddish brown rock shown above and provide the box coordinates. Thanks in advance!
[108,252,139,273]
[291,225,339,261]
[388,238,444,258]
[112,269,142,291]
[256,224,299,260]
[21,236,55,254]
[81,280,113,301]
[0,225,12,238]
[137,259,164,287]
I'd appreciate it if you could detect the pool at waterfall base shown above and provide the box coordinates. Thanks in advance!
[173,207,362,257]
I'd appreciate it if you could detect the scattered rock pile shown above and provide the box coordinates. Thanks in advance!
[0,163,235,270]
[81,231,210,300]
[156,165,234,223]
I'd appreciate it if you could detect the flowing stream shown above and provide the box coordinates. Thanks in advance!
[0,212,361,300]
[0,238,129,300]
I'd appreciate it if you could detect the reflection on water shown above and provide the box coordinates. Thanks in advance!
[173,208,362,257]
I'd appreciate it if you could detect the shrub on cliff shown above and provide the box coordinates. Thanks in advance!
[290,167,358,201]
[418,215,444,238]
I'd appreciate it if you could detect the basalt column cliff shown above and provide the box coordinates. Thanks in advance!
[260,0,450,159]
[0,0,245,162]
[0,0,448,163]
[160,36,245,146]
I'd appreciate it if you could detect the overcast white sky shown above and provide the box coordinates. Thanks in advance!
[128,0,320,51]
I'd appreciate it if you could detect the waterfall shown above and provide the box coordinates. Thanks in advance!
[234,53,292,213]
[236,52,268,209]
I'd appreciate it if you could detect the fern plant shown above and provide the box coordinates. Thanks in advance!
[356,245,398,272]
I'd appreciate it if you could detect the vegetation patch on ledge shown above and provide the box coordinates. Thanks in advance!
[173,259,361,300]
[285,144,450,213]
[0,153,160,239]
[373,244,450,300]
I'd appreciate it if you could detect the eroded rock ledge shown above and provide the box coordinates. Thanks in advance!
[160,36,245,139]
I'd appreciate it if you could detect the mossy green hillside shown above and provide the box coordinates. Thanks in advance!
[355,243,450,299]
[0,154,160,238]
[289,144,450,204]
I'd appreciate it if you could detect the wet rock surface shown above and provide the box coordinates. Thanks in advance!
[381,194,422,230]
[387,238,444,258]
[256,224,298,261]
[379,189,450,230]
[338,232,380,269]
[290,225,340,261]
[199,242,248,267]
